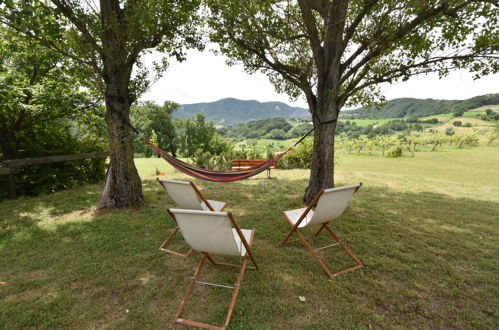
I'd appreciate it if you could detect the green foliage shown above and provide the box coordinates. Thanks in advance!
[0,19,106,200]
[453,121,462,127]
[279,138,313,169]
[219,117,293,139]
[338,118,429,140]
[176,113,232,158]
[0,23,98,160]
[386,146,403,158]
[487,123,499,145]
[445,127,456,136]
[131,101,178,157]
[190,147,266,171]
[339,131,480,157]
[478,110,499,122]
[208,1,497,112]
[0,120,106,200]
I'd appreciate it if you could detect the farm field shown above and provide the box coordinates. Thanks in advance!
[340,118,394,126]
[234,138,295,150]
[1,146,498,328]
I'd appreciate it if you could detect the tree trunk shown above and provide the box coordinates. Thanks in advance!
[304,99,338,204]
[97,0,144,209]
[98,102,144,209]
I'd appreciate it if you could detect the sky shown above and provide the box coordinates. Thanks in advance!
[140,49,499,109]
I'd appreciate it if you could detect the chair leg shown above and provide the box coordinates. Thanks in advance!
[291,225,364,279]
[322,224,364,276]
[294,229,335,278]
[159,227,192,258]
[174,253,208,325]
[313,224,326,237]
[224,255,249,327]
[174,253,251,329]
[281,227,296,244]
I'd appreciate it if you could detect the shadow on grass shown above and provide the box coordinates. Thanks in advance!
[0,177,498,329]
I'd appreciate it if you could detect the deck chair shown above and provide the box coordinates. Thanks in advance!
[157,178,227,257]
[281,183,364,279]
[168,209,258,330]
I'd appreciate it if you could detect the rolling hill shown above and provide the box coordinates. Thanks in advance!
[342,93,499,119]
[174,98,309,125]
[174,94,499,125]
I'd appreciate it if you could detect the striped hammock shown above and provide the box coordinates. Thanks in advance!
[141,136,291,182]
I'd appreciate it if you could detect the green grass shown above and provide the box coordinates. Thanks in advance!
[340,118,394,126]
[1,147,498,328]
[467,104,499,112]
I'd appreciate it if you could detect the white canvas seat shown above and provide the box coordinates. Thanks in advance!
[168,209,258,330]
[158,178,226,211]
[281,183,364,278]
[157,178,227,257]
[201,199,226,212]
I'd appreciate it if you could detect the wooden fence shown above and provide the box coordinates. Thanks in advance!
[0,152,108,199]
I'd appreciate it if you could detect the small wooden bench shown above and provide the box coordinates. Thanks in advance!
[231,159,278,178]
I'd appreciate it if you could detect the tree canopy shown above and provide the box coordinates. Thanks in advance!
[0,22,97,160]
[1,0,203,208]
[207,0,499,202]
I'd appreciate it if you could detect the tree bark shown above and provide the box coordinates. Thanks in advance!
[97,102,144,209]
[97,0,144,209]
[304,97,338,204]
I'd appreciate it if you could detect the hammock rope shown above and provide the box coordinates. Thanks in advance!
[117,110,336,182]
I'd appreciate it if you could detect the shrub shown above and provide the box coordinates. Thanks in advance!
[279,137,313,169]
[386,146,403,158]
[0,124,107,200]
[423,118,439,124]
[463,122,472,127]
[453,120,462,127]
[445,127,455,136]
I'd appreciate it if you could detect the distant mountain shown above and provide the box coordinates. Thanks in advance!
[174,98,309,125]
[342,93,499,119]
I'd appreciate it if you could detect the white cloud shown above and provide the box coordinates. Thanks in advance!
[141,49,499,109]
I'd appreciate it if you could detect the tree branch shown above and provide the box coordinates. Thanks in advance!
[49,0,102,56]
[0,18,101,73]
[298,0,325,72]
[341,1,476,86]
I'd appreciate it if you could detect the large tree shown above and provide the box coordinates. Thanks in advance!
[0,22,96,160]
[207,0,498,203]
[1,0,202,208]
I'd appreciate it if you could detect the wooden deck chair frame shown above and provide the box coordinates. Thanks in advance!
[281,184,364,279]
[169,210,258,330]
[157,178,227,258]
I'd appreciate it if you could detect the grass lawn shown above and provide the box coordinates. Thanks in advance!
[1,147,498,328]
